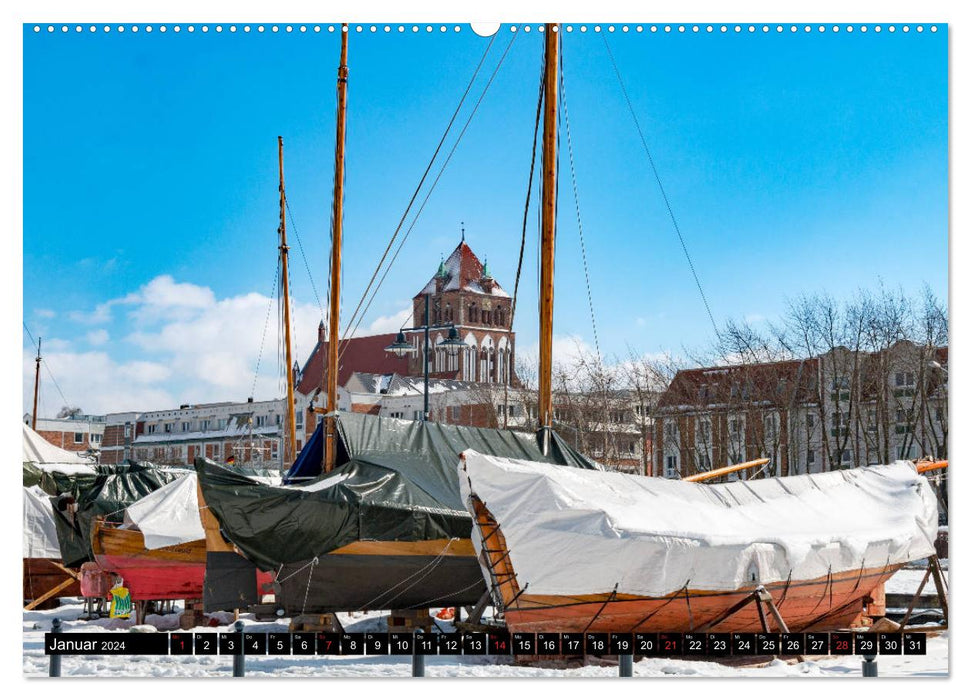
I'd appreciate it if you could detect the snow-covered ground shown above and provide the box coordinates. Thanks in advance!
[23,598,948,678]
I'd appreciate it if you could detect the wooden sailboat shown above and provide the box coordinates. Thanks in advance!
[91,138,300,609]
[461,24,939,635]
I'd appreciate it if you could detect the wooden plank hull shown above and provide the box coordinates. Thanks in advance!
[23,558,81,608]
[502,566,898,633]
[472,496,893,633]
[91,524,207,601]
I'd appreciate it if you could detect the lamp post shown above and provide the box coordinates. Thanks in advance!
[385,294,468,421]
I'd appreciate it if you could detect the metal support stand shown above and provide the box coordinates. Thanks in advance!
[49,618,61,677]
[232,621,245,677]
[619,654,633,677]
[412,628,426,677]
[862,653,878,677]
[467,589,492,625]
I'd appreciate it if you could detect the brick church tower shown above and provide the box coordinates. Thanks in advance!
[409,239,516,385]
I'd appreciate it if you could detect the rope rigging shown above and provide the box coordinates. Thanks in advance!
[337,31,519,357]
[23,321,72,413]
[560,46,602,364]
[601,33,720,337]
[335,32,500,352]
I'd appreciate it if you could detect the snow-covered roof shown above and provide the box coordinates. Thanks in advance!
[418,241,510,298]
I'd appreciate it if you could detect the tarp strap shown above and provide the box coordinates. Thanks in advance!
[300,557,319,617]
[683,582,695,631]
[582,583,619,634]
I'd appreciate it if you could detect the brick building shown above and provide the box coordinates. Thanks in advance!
[653,341,948,479]
[22,414,105,457]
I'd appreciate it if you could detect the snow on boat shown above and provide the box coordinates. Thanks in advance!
[459,450,938,633]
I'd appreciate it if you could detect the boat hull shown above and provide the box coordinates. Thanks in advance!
[273,539,487,614]
[23,558,82,608]
[501,566,898,633]
[91,524,207,601]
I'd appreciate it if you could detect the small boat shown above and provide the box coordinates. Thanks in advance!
[197,411,598,614]
[90,473,275,605]
[460,450,939,633]
[90,474,208,601]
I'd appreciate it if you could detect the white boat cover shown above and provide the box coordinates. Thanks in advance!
[23,423,95,465]
[125,474,205,550]
[23,486,62,559]
[459,451,939,598]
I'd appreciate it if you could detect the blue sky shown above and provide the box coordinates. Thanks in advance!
[22,24,948,414]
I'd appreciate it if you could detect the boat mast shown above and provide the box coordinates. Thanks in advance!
[31,336,41,430]
[324,24,349,473]
[278,136,298,465]
[538,23,559,454]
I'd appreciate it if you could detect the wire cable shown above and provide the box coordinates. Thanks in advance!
[601,34,719,336]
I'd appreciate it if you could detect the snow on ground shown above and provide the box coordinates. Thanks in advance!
[885,564,949,595]
[23,599,948,678]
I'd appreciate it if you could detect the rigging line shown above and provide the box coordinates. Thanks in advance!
[337,33,499,346]
[338,31,519,352]
[508,48,546,338]
[560,48,602,364]
[251,261,281,398]
[24,321,73,411]
[284,199,325,319]
[601,33,719,337]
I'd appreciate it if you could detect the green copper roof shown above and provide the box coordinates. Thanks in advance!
[436,258,448,279]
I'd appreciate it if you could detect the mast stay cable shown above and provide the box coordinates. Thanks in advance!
[601,34,719,337]
[338,32,519,353]
[560,46,602,364]
[336,32,500,350]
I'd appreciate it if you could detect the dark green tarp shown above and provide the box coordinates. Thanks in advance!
[42,463,187,568]
[197,411,600,571]
[22,462,42,488]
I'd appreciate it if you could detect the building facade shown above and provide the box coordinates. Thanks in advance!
[23,413,105,457]
[653,341,948,479]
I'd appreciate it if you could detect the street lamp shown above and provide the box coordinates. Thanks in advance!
[385,294,468,421]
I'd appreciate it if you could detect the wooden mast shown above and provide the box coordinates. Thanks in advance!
[31,336,41,430]
[278,136,298,465]
[324,24,349,473]
[538,23,559,454]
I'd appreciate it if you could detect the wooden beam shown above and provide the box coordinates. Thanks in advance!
[916,459,948,474]
[324,24,349,473]
[682,457,771,483]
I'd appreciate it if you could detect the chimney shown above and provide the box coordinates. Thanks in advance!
[247,397,254,403]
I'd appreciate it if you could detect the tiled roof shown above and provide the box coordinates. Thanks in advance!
[418,241,510,298]
[296,333,410,396]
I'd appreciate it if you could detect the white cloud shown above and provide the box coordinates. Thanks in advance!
[86,329,109,346]
[361,307,411,336]
[27,275,327,414]
[35,309,56,319]
[744,313,766,324]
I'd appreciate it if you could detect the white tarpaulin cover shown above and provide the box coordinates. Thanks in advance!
[125,473,205,550]
[459,451,938,598]
[23,486,62,559]
[22,423,95,465]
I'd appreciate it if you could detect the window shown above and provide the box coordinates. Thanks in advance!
[164,423,173,433]
[388,411,404,419]
[271,442,279,459]
[73,432,84,444]
[296,411,303,428]
[806,414,815,429]
[729,419,742,436]
[450,406,461,421]
[90,433,101,444]
[200,419,210,431]
[895,372,915,387]
[832,375,850,390]
[665,455,678,478]
[181,422,191,432]
[496,404,506,418]
[255,415,267,428]
[697,452,711,470]
[841,449,852,465]
[807,449,815,465]
[147,424,157,434]
[124,424,132,438]
[698,420,711,441]
[610,410,626,423]
[413,410,422,421]
[664,422,677,439]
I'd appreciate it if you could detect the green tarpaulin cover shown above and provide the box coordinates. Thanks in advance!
[40,463,187,567]
[197,412,600,571]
